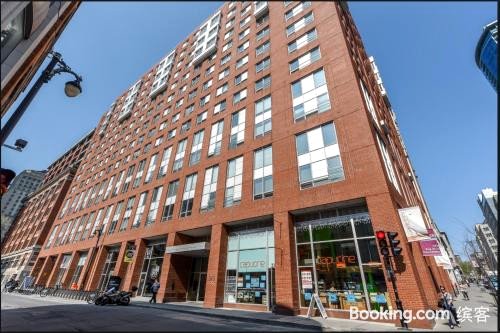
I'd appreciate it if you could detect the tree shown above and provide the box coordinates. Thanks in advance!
[459,261,473,276]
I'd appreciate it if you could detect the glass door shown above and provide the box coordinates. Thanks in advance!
[197,273,206,301]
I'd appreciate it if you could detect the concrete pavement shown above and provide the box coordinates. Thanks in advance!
[433,284,497,332]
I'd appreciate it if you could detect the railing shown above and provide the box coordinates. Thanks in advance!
[3,284,101,302]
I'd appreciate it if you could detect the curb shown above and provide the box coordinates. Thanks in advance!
[131,302,322,331]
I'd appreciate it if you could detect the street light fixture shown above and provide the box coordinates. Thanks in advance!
[79,225,103,291]
[0,51,83,146]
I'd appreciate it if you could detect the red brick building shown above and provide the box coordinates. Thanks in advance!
[30,2,451,328]
[1,130,93,285]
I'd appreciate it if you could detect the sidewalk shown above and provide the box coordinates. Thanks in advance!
[131,299,403,332]
[432,284,498,332]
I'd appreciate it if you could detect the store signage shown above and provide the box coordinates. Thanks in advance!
[419,239,442,256]
[124,246,135,263]
[315,255,356,266]
[239,260,266,269]
[301,270,313,289]
[427,228,436,238]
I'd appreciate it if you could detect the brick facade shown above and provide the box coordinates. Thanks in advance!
[19,2,452,329]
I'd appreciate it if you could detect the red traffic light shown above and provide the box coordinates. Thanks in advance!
[376,230,386,240]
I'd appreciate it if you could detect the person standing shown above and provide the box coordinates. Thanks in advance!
[150,279,160,304]
[459,283,470,300]
[440,286,461,329]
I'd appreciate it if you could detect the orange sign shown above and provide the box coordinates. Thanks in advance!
[316,255,356,266]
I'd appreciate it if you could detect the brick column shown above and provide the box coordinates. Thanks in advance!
[31,257,46,285]
[62,251,80,288]
[112,241,130,281]
[159,233,192,302]
[122,238,146,291]
[367,194,433,329]
[273,211,300,315]
[204,224,228,308]
[84,246,107,291]
[157,233,176,302]
[46,253,63,287]
[34,256,55,286]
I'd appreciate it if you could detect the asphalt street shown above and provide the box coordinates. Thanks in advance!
[1,292,321,332]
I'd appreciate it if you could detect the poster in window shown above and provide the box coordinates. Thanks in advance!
[346,293,356,303]
[301,270,313,289]
[328,292,338,302]
[250,278,259,288]
[304,292,312,301]
[375,294,387,304]
[260,282,265,288]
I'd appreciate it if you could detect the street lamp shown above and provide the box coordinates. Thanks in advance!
[0,51,83,146]
[79,226,103,291]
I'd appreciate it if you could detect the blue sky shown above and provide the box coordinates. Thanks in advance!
[1,2,496,258]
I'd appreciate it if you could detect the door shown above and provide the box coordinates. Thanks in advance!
[197,273,206,301]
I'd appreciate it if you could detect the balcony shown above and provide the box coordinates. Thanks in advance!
[254,1,268,18]
[192,42,217,66]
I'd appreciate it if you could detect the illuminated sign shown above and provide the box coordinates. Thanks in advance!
[315,255,356,266]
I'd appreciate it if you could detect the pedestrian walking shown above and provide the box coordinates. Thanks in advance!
[439,286,461,329]
[149,279,160,304]
[459,283,470,300]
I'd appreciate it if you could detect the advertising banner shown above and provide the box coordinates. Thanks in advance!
[419,239,442,256]
[434,243,453,269]
[398,206,428,242]
[124,247,135,263]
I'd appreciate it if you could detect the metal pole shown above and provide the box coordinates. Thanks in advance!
[79,230,102,291]
[1,53,61,146]
[384,255,408,329]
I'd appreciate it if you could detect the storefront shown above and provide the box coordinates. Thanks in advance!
[69,252,87,288]
[295,211,392,312]
[54,254,72,287]
[138,240,166,297]
[97,247,120,291]
[224,226,275,310]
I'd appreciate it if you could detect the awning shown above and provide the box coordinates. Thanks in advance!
[165,242,210,257]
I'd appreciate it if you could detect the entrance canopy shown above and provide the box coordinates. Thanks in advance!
[165,242,210,257]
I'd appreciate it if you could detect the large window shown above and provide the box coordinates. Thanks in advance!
[119,197,135,231]
[69,253,88,288]
[291,68,330,121]
[295,211,392,312]
[229,109,245,148]
[180,174,197,217]
[255,95,272,137]
[208,120,224,157]
[162,180,179,221]
[295,123,344,189]
[144,153,158,184]
[224,156,243,207]
[133,160,146,188]
[376,134,400,193]
[253,146,273,199]
[131,192,148,229]
[157,146,173,178]
[189,130,204,166]
[224,228,275,307]
[201,165,219,211]
[286,12,314,37]
[146,186,163,226]
[172,139,187,172]
[288,28,317,54]
[108,201,123,234]
[289,47,321,73]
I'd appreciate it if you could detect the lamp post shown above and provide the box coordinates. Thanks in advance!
[1,51,83,146]
[79,226,102,291]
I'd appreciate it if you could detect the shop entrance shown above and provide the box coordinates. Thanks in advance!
[186,257,208,302]
[138,242,166,297]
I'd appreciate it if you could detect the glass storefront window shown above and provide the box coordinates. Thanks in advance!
[138,243,165,296]
[295,212,389,312]
[224,228,275,308]
[353,217,375,237]
[311,219,353,241]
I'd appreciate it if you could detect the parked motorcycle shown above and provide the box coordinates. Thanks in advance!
[94,286,137,306]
